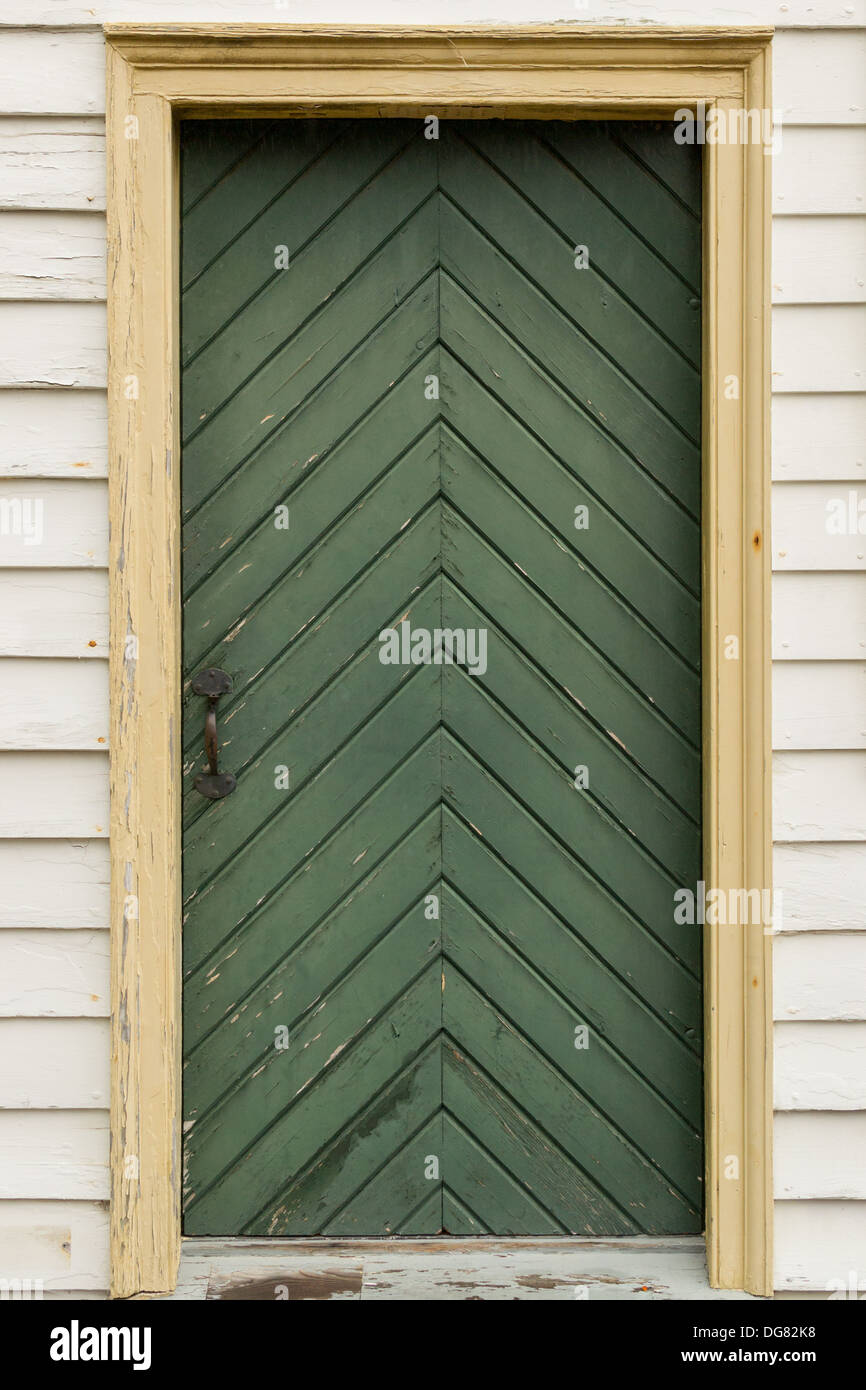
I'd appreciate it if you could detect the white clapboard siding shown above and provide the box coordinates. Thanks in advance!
[0,753,108,837]
[3,0,866,26]
[772,394,866,481]
[775,1200,866,1291]
[0,571,107,657]
[0,117,105,212]
[773,661,866,749]
[774,843,866,932]
[0,1199,108,1290]
[773,126,866,216]
[773,305,866,393]
[0,930,109,1017]
[0,1111,108,1201]
[773,481,866,570]
[0,32,105,117]
[774,934,866,1020]
[0,1018,109,1107]
[774,751,866,841]
[0,660,108,750]
[0,302,106,388]
[772,217,866,304]
[0,211,106,300]
[776,1112,866,1199]
[775,1021,866,1108]
[0,389,107,478]
[774,30,866,125]
[0,840,108,929]
[773,573,866,658]
[0,480,108,567]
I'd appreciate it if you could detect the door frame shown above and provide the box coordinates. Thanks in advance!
[105,23,774,1299]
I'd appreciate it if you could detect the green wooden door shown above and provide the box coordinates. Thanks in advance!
[181,118,702,1237]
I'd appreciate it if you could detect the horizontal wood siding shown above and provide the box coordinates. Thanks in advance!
[0,10,862,1294]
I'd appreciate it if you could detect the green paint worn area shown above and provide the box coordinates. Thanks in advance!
[180,118,703,1238]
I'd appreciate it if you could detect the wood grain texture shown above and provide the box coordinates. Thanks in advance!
[773,29,866,125]
[0,570,108,657]
[0,389,108,477]
[0,302,106,387]
[775,1021,866,1108]
[773,481,866,570]
[773,126,866,216]
[0,839,109,929]
[772,306,866,393]
[775,1199,866,1290]
[180,116,703,1245]
[775,1112,866,1199]
[0,32,105,116]
[0,929,109,1017]
[774,751,866,841]
[0,1018,109,1107]
[4,0,864,25]
[0,752,108,837]
[0,211,106,300]
[0,480,107,568]
[774,933,866,1020]
[772,218,866,305]
[772,394,866,482]
[773,574,866,659]
[0,1199,108,1291]
[107,40,182,1299]
[0,660,108,749]
[0,1111,109,1200]
[773,662,866,749]
[0,117,105,211]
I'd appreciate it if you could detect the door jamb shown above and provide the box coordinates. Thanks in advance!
[105,23,774,1298]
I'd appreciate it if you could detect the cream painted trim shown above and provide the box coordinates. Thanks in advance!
[105,24,774,1300]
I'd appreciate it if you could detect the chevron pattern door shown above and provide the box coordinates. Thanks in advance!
[180,118,703,1237]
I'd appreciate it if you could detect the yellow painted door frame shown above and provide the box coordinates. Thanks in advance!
[105,23,774,1299]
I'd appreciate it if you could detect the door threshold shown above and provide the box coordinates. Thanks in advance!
[167,1235,758,1300]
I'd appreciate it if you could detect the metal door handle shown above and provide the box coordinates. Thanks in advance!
[191,667,237,799]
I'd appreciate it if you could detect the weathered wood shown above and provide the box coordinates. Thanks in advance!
[773,843,866,931]
[773,574,866,659]
[0,389,107,477]
[0,752,108,837]
[775,1112,866,1199]
[108,24,773,1298]
[0,211,106,300]
[0,1199,108,1292]
[773,127,866,217]
[0,1111,109,1200]
[774,751,866,841]
[772,218,866,305]
[0,839,109,929]
[0,659,108,749]
[0,302,106,387]
[181,115,705,1246]
[0,570,107,656]
[0,479,107,567]
[0,928,109,1016]
[772,394,866,482]
[775,1022,866,1108]
[774,934,866,1020]
[0,117,105,211]
[0,1018,109,1107]
[773,662,866,749]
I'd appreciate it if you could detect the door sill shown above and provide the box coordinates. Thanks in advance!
[166,1234,759,1300]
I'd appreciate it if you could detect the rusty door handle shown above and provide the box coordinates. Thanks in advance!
[191,667,237,800]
